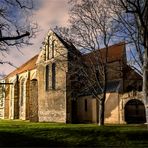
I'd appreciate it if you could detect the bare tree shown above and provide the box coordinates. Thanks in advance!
[109,0,148,123]
[55,0,120,125]
[108,0,146,73]
[0,0,37,67]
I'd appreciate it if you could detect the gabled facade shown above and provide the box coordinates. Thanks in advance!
[0,30,145,124]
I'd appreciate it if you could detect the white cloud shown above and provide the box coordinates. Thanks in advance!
[0,0,69,78]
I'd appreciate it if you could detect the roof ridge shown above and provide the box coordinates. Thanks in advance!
[84,41,125,56]
[82,42,125,63]
[18,54,38,69]
[5,54,38,79]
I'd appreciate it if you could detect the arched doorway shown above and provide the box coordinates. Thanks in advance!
[125,99,146,124]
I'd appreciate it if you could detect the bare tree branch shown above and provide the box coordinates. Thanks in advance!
[0,31,30,42]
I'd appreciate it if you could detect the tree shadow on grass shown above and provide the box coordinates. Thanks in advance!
[0,131,65,147]
[0,127,103,147]
[0,127,148,147]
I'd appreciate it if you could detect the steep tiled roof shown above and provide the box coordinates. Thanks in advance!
[6,54,38,78]
[5,41,125,79]
[82,42,125,64]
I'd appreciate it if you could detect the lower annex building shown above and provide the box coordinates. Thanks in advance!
[0,30,145,124]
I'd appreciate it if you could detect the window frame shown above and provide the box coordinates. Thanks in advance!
[52,63,56,89]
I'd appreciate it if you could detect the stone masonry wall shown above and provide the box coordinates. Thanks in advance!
[37,61,67,122]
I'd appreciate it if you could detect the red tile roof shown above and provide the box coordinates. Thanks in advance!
[5,42,125,79]
[6,54,38,78]
[83,42,125,64]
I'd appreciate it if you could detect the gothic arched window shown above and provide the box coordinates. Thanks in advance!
[47,36,50,60]
[52,40,55,58]
[52,63,56,89]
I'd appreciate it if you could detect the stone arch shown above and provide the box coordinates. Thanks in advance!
[29,79,38,122]
[124,99,146,124]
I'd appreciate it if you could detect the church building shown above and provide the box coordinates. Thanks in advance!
[0,30,145,124]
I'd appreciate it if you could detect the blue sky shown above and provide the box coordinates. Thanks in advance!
[0,0,142,77]
[0,0,69,77]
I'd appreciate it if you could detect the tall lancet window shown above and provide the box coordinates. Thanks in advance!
[45,65,49,91]
[52,40,55,58]
[45,44,48,61]
[47,36,50,60]
[52,63,56,89]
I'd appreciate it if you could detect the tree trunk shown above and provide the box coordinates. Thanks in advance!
[98,44,108,126]
[98,99,105,126]
[143,41,148,124]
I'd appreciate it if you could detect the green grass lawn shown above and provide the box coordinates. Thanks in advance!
[0,120,148,147]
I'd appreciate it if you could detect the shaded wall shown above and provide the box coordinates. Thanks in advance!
[29,79,38,122]
[77,93,120,124]
[4,79,10,119]
[13,81,19,119]
[77,96,98,123]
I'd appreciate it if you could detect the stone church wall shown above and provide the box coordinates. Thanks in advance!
[4,79,10,119]
[0,80,5,119]
[104,92,120,124]
[1,30,143,124]
[107,61,122,81]
[37,61,67,122]
[29,79,38,122]
[77,93,121,124]
[37,31,68,122]
[77,96,98,123]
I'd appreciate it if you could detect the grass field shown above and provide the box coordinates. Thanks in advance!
[0,120,148,147]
